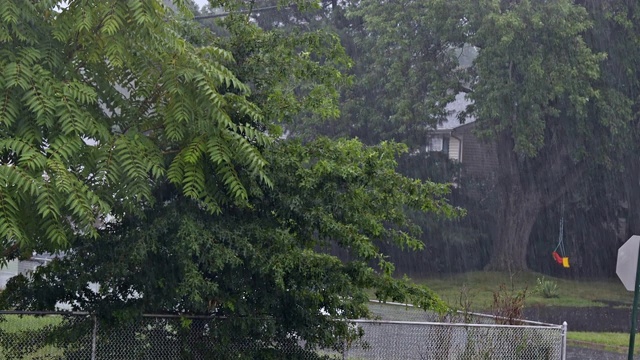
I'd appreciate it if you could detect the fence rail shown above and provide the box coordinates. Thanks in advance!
[0,305,567,359]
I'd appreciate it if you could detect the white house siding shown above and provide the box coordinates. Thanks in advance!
[0,256,54,289]
[0,260,18,289]
[448,137,461,161]
[18,260,41,276]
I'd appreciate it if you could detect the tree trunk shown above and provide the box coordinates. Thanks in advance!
[484,132,544,272]
[484,184,542,272]
[481,124,586,272]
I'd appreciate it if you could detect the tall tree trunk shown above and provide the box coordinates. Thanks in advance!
[480,124,586,272]
[484,132,545,272]
[485,182,542,272]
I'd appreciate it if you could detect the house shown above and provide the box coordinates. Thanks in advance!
[426,93,498,180]
[0,253,55,289]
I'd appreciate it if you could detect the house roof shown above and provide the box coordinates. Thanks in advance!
[433,45,478,132]
[30,252,59,262]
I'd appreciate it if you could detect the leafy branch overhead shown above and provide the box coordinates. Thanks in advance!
[0,0,270,251]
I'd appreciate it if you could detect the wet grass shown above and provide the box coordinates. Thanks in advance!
[0,315,65,358]
[0,314,61,332]
[568,331,639,355]
[416,271,632,310]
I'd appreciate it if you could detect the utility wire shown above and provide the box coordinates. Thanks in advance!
[193,5,289,20]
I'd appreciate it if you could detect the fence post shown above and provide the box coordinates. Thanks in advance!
[342,335,347,360]
[91,315,98,360]
[561,321,568,360]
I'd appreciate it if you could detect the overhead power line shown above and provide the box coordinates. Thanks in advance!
[193,5,290,20]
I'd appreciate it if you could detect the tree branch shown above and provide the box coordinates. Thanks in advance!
[540,160,587,207]
[458,84,473,93]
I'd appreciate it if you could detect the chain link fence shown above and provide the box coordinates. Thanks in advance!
[0,304,566,359]
[351,301,568,360]
[0,311,345,360]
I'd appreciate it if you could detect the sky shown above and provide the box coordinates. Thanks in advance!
[193,0,209,8]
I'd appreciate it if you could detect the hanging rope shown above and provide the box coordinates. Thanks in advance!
[552,197,570,268]
[555,198,565,256]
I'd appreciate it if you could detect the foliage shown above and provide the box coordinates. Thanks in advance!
[2,138,457,358]
[200,1,352,128]
[467,0,610,157]
[458,0,637,271]
[277,0,626,271]
[243,0,640,273]
[535,277,559,299]
[314,0,466,147]
[455,284,474,324]
[0,0,464,357]
[0,0,271,254]
[491,283,527,325]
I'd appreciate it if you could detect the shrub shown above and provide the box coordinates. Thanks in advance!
[536,277,559,298]
[492,283,527,325]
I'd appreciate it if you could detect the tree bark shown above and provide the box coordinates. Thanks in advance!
[484,183,542,272]
[479,118,592,272]
[484,132,545,272]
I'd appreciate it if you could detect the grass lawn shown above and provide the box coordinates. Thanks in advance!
[0,315,65,359]
[414,271,632,310]
[0,314,61,332]
[568,331,639,355]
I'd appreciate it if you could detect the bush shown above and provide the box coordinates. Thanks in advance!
[492,283,527,324]
[535,277,559,298]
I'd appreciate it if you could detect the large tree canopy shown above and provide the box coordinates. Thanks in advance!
[2,138,458,357]
[0,0,270,254]
[463,0,636,270]
[341,0,466,146]
[0,1,461,358]
[291,0,638,272]
[292,0,467,146]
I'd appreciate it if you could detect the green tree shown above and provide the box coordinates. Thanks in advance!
[463,0,635,271]
[321,0,466,147]
[306,0,638,272]
[535,0,640,276]
[0,1,460,357]
[2,138,457,358]
[0,0,269,255]
[580,0,640,243]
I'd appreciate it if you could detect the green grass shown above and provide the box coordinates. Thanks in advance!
[0,315,65,359]
[414,271,632,310]
[0,314,61,332]
[568,331,639,354]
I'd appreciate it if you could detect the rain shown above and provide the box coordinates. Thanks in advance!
[0,0,638,359]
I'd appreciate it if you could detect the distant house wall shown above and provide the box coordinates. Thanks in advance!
[18,260,41,275]
[0,260,18,289]
[0,257,53,290]
[452,122,499,179]
[426,122,498,180]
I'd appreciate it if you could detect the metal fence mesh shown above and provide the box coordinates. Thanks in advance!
[352,301,566,360]
[346,321,564,360]
[0,313,93,359]
[0,313,344,360]
[0,304,566,359]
